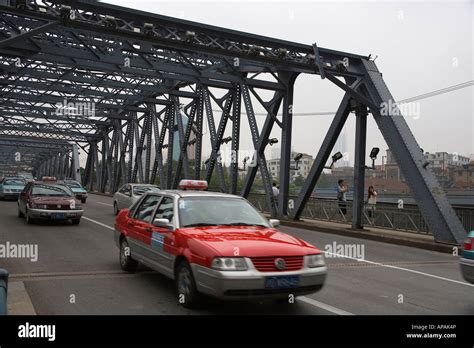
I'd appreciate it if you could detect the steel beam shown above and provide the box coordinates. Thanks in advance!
[352,106,368,229]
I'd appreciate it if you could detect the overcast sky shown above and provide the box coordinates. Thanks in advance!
[102,0,473,167]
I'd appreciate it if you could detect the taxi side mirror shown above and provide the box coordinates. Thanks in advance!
[153,218,173,230]
[269,219,280,228]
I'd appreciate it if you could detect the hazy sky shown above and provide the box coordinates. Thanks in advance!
[102,0,473,167]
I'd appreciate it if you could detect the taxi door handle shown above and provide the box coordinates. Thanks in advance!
[127,221,135,226]
[145,227,153,232]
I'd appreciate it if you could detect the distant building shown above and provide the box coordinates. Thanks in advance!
[267,152,314,182]
[452,162,474,188]
[424,152,470,170]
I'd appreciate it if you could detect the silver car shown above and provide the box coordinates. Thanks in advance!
[113,183,159,215]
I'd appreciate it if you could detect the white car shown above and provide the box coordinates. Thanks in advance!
[113,183,159,215]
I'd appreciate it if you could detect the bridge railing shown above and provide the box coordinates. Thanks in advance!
[0,268,9,315]
[246,193,474,235]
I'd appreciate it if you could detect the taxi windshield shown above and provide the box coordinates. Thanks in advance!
[4,178,26,185]
[32,184,73,197]
[179,197,270,229]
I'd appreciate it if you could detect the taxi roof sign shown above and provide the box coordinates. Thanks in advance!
[178,179,208,191]
[41,176,57,182]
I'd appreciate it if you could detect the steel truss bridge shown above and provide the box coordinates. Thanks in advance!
[0,0,466,244]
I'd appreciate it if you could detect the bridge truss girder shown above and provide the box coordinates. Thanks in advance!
[0,0,466,244]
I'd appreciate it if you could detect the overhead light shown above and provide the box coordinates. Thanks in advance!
[332,152,343,162]
[268,138,279,146]
[60,5,72,19]
[144,22,154,36]
[183,30,196,43]
[248,45,260,57]
[294,153,303,161]
[221,136,232,144]
[369,147,380,160]
[276,48,288,58]
[105,15,116,28]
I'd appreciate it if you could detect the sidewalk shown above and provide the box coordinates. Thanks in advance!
[272,216,457,253]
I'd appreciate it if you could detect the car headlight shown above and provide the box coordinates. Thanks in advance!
[3,188,11,193]
[305,254,326,268]
[211,257,248,271]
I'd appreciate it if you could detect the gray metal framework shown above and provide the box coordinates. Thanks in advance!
[0,0,466,243]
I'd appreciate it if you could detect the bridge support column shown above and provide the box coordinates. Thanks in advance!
[72,144,81,183]
[352,106,368,230]
[278,73,298,218]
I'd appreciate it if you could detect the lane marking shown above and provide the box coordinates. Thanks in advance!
[298,296,354,315]
[82,216,114,230]
[325,251,474,288]
[81,216,473,316]
[95,202,113,207]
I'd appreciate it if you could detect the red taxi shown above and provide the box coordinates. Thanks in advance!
[114,180,327,307]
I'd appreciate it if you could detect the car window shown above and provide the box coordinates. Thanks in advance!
[153,197,174,223]
[178,196,270,229]
[119,185,128,194]
[32,184,73,197]
[133,185,158,196]
[134,195,161,223]
[4,178,26,185]
[22,182,32,193]
[65,181,81,188]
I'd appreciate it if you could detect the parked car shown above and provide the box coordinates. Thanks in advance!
[114,180,327,308]
[64,179,88,203]
[0,177,26,200]
[113,183,159,215]
[460,231,474,284]
[17,177,84,225]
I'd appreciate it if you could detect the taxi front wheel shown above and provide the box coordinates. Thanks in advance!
[120,239,138,273]
[176,261,200,308]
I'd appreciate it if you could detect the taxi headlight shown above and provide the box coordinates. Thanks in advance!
[211,257,248,271]
[305,254,326,268]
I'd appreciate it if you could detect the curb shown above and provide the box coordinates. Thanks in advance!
[7,281,36,315]
[279,219,457,254]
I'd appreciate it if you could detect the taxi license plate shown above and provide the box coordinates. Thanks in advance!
[264,275,299,289]
[52,213,66,219]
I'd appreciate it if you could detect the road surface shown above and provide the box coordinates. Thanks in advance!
[0,194,472,315]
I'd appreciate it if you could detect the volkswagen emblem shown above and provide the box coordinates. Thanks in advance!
[274,258,285,270]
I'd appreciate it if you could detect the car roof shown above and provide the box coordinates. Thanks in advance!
[33,181,67,185]
[148,189,244,199]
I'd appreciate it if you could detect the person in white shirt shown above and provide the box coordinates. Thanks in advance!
[272,182,279,198]
[367,185,377,218]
